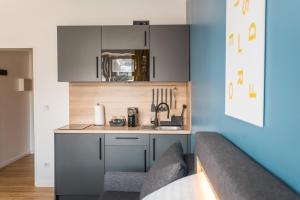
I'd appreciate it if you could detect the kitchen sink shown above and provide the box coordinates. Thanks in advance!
[154,126,183,130]
[141,125,184,131]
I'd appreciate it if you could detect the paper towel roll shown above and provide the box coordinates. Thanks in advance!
[94,103,105,126]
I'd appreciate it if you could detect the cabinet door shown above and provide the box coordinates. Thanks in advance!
[149,134,188,166]
[105,145,149,172]
[55,134,104,196]
[150,25,190,82]
[57,26,101,82]
[102,25,149,49]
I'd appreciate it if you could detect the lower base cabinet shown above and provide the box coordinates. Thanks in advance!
[55,133,189,199]
[105,134,150,172]
[55,134,105,199]
[149,134,189,167]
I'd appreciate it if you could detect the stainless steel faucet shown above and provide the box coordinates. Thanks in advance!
[154,103,170,127]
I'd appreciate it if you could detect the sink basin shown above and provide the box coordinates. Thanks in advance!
[141,125,183,131]
[154,126,183,130]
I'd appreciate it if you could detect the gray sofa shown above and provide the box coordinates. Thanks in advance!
[99,153,195,200]
[100,132,299,200]
[196,132,300,200]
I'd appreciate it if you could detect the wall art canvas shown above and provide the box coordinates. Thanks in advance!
[225,0,266,127]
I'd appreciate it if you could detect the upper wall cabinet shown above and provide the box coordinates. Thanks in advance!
[57,25,190,82]
[150,25,190,82]
[102,25,149,50]
[57,26,101,82]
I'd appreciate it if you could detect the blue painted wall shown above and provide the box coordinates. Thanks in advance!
[187,0,300,193]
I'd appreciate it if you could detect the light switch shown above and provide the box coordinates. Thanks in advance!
[0,69,8,76]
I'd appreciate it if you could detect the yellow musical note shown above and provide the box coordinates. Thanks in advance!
[234,0,240,7]
[249,84,257,98]
[237,70,244,85]
[238,34,243,53]
[249,22,256,41]
[242,0,250,16]
[229,33,234,47]
[229,82,234,100]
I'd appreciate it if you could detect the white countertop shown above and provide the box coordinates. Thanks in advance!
[54,125,191,135]
[143,172,218,200]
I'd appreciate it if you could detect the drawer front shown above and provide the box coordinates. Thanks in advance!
[105,134,149,146]
[105,145,149,172]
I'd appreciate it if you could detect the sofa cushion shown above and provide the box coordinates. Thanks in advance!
[104,172,146,192]
[140,142,187,199]
[196,132,300,200]
[100,191,140,200]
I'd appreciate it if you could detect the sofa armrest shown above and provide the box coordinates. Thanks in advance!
[104,171,147,193]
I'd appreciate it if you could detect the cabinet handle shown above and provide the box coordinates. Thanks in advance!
[153,138,156,161]
[96,56,99,78]
[115,137,139,140]
[152,56,156,78]
[144,31,147,47]
[99,137,102,160]
[144,149,147,172]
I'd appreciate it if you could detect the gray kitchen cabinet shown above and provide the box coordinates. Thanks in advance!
[105,146,149,172]
[55,134,105,197]
[57,26,101,82]
[105,134,149,172]
[149,134,189,166]
[102,25,149,50]
[150,25,190,82]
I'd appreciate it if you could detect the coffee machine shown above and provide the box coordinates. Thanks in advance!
[127,107,139,127]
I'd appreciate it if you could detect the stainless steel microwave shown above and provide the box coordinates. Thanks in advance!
[101,50,149,82]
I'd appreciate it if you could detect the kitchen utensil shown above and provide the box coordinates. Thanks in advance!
[171,115,183,126]
[160,88,164,111]
[171,104,187,127]
[163,88,168,111]
[170,89,173,109]
[151,88,155,112]
[173,87,178,109]
[181,104,187,117]
[156,88,159,106]
[165,88,168,104]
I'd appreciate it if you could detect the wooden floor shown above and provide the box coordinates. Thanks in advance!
[0,155,54,200]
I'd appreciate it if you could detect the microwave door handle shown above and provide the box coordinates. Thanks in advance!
[152,56,156,78]
[144,31,147,47]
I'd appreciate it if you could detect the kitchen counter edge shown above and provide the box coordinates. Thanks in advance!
[54,125,191,135]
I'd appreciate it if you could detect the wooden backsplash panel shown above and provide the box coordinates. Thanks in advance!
[70,82,191,127]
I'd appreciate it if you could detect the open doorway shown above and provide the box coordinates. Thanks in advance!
[0,49,37,197]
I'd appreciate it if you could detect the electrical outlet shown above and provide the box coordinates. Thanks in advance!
[0,69,8,76]
[44,162,51,168]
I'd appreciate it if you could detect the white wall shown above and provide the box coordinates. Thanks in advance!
[0,0,186,187]
[0,50,32,168]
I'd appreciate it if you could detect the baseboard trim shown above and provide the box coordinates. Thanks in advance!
[0,152,30,169]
